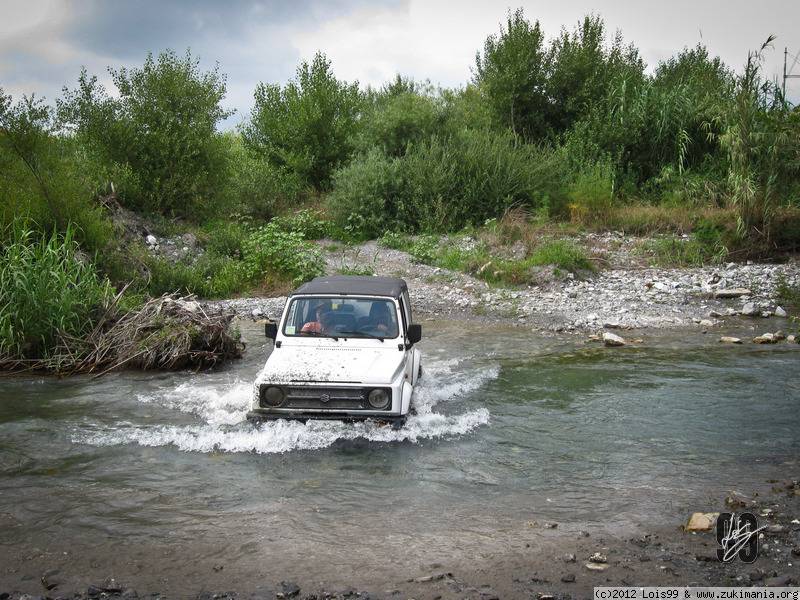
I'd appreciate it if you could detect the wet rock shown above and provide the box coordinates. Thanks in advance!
[278,581,300,598]
[603,332,626,347]
[589,552,607,563]
[742,302,759,316]
[714,288,752,298]
[748,570,765,582]
[719,336,743,344]
[560,573,576,583]
[775,306,787,317]
[764,575,791,587]
[41,569,62,590]
[182,233,198,249]
[585,562,609,571]
[788,334,797,343]
[752,333,777,344]
[773,330,786,341]
[725,491,753,509]
[685,512,719,532]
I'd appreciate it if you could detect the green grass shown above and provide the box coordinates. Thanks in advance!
[639,235,728,267]
[395,232,594,287]
[0,222,112,359]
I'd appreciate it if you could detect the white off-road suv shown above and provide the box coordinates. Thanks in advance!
[247,276,423,427]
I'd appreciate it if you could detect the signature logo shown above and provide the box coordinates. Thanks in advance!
[319,393,331,403]
[716,512,764,563]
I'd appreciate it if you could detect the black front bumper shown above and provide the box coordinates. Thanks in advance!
[246,410,406,428]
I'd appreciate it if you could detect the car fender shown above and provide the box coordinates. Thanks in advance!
[411,347,422,385]
[401,380,413,415]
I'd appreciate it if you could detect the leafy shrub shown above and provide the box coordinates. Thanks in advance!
[59,49,233,218]
[329,129,567,237]
[378,231,412,250]
[242,52,362,190]
[408,235,439,264]
[358,91,442,156]
[567,160,615,223]
[0,90,116,255]
[242,222,324,285]
[473,8,552,140]
[222,133,304,220]
[272,209,330,239]
[145,252,248,299]
[0,223,112,359]
[201,219,250,258]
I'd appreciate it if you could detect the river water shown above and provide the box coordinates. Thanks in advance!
[0,321,798,591]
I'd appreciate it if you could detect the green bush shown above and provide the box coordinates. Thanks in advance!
[242,52,362,190]
[272,209,330,239]
[242,222,324,285]
[473,8,552,140]
[0,90,116,255]
[222,133,304,220]
[378,230,412,250]
[145,252,248,298]
[59,49,233,219]
[358,91,442,157]
[0,223,112,359]
[329,129,567,237]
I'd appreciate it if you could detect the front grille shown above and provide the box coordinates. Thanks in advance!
[285,386,369,410]
[258,385,392,411]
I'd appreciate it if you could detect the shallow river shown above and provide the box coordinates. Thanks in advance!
[1,321,798,591]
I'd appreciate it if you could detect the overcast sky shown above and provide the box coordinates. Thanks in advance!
[2,0,799,128]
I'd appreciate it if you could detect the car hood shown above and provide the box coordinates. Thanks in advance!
[256,344,405,385]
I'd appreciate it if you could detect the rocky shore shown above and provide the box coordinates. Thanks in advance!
[3,479,798,600]
[208,236,799,337]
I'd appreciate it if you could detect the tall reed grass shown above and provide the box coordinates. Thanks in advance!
[0,222,111,360]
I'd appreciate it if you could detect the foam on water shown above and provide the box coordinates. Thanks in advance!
[77,359,496,454]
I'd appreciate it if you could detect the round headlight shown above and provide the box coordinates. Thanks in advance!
[261,386,285,407]
[367,388,390,409]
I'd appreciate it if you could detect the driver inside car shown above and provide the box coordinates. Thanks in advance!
[300,301,330,334]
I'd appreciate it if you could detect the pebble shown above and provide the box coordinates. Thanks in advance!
[775,306,787,317]
[752,333,777,344]
[560,573,576,583]
[603,332,626,347]
[719,336,742,344]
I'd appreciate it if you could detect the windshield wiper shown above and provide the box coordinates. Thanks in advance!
[337,330,385,342]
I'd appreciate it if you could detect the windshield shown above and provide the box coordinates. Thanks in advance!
[282,297,400,339]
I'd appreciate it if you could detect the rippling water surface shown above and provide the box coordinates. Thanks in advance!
[0,321,798,586]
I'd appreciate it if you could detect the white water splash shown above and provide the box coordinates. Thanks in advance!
[78,360,496,454]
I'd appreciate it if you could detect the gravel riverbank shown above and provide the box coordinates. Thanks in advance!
[208,236,800,336]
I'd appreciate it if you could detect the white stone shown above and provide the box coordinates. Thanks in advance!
[775,306,787,317]
[603,332,626,347]
[146,234,157,246]
[741,302,758,316]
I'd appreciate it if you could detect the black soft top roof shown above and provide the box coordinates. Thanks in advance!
[291,275,408,299]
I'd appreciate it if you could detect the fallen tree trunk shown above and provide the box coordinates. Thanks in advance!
[0,294,245,376]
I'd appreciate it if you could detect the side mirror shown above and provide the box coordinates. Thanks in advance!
[264,322,278,340]
[407,323,422,345]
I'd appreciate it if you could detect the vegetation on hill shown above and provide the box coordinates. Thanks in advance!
[1,9,799,367]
